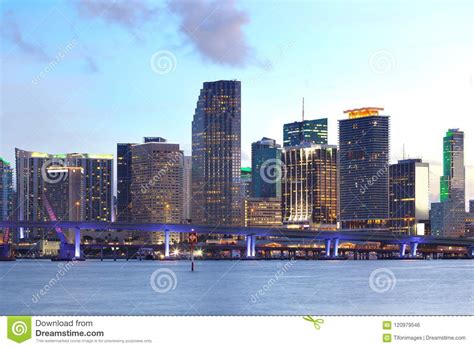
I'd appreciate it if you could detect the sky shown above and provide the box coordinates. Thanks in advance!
[0,0,473,206]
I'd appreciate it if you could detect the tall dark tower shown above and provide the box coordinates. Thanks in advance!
[192,80,242,226]
[338,107,390,230]
[117,143,136,222]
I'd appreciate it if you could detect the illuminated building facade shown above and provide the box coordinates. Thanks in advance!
[0,158,13,222]
[431,129,465,237]
[192,80,242,226]
[389,159,429,235]
[44,166,84,243]
[251,137,282,198]
[117,143,136,222]
[67,153,114,222]
[282,144,338,229]
[283,118,328,147]
[338,107,390,229]
[130,140,183,244]
[15,149,114,240]
[244,197,282,227]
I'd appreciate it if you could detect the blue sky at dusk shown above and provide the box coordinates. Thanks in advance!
[1,0,473,204]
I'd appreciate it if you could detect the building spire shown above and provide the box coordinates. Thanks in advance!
[302,97,305,122]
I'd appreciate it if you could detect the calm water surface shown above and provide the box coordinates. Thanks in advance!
[0,259,472,315]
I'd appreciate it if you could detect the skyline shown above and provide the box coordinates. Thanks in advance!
[1,0,473,205]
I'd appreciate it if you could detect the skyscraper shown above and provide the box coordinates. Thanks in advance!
[192,80,242,226]
[0,158,13,221]
[15,149,113,240]
[117,143,136,222]
[431,129,465,237]
[281,143,338,229]
[67,153,114,222]
[389,159,430,235]
[338,107,390,229]
[251,137,282,198]
[182,155,192,223]
[283,118,328,147]
[130,140,183,243]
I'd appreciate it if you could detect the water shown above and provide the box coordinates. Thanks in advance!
[0,259,473,315]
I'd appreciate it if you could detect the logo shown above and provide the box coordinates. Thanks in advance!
[303,315,324,330]
[7,316,32,343]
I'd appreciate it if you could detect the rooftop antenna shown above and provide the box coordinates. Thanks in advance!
[300,97,305,144]
[403,144,405,160]
[302,97,305,122]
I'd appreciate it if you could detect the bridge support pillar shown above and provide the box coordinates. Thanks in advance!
[325,239,331,257]
[251,235,256,257]
[332,238,339,257]
[74,228,81,258]
[164,229,170,258]
[399,243,407,258]
[410,242,418,257]
[246,235,255,258]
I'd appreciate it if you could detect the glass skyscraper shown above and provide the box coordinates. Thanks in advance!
[432,129,465,237]
[338,107,390,229]
[117,143,136,222]
[251,137,281,198]
[192,80,242,226]
[281,144,338,229]
[0,158,13,222]
[283,118,328,147]
[389,159,430,235]
[15,149,113,240]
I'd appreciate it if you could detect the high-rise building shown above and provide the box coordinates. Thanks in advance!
[182,155,192,223]
[282,143,338,229]
[67,153,114,222]
[15,149,113,240]
[240,167,252,200]
[431,129,466,237]
[389,159,430,235]
[244,197,282,227]
[117,143,136,222]
[0,158,14,222]
[130,140,183,243]
[251,137,282,198]
[430,202,445,237]
[283,118,328,147]
[44,166,84,243]
[470,199,474,213]
[192,80,242,226]
[338,107,390,229]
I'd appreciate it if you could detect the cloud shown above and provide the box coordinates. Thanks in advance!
[0,11,51,61]
[76,0,158,30]
[168,0,251,67]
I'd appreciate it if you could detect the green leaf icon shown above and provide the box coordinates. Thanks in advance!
[7,316,32,343]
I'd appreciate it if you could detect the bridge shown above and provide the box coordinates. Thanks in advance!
[1,220,473,260]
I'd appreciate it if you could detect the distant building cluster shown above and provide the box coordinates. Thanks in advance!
[0,80,471,245]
